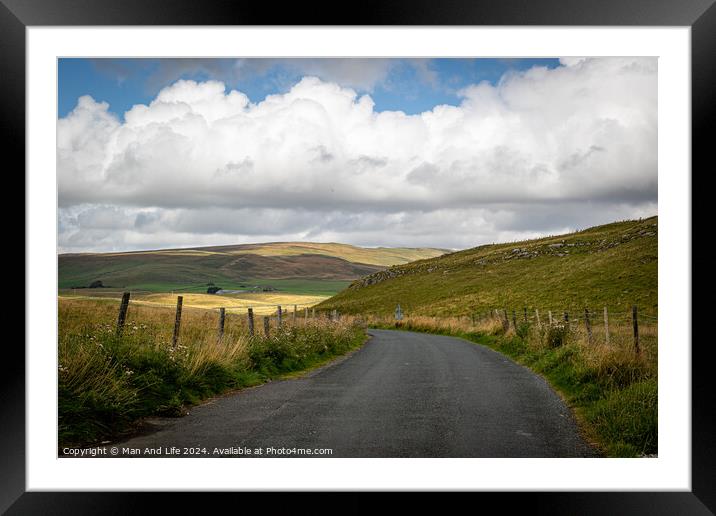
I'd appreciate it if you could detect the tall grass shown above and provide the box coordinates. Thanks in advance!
[59,298,365,448]
[370,312,657,457]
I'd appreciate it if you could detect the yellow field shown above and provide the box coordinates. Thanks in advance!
[59,291,328,316]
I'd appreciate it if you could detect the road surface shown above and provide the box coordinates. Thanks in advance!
[106,329,596,457]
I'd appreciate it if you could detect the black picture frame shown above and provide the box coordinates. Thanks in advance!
[5,0,710,513]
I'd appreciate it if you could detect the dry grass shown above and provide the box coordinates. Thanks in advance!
[58,297,365,447]
[369,311,657,370]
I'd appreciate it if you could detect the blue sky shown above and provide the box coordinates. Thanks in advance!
[57,57,657,252]
[58,58,561,118]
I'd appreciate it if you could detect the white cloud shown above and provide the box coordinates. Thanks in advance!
[58,58,657,252]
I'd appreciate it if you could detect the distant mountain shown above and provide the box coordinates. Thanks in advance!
[58,242,448,293]
[317,217,658,317]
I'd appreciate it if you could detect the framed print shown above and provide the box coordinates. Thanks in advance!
[5,0,711,512]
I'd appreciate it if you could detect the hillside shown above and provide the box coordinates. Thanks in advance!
[58,242,447,293]
[317,217,657,317]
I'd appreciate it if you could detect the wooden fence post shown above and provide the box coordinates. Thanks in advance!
[293,305,297,324]
[332,309,338,321]
[563,311,569,329]
[603,306,609,345]
[502,309,510,332]
[277,306,282,328]
[632,305,640,355]
[247,307,254,337]
[584,308,592,344]
[305,307,308,320]
[218,307,225,340]
[523,307,528,322]
[312,308,316,319]
[535,309,541,329]
[172,296,183,348]
[548,310,553,325]
[116,292,131,336]
[263,316,270,337]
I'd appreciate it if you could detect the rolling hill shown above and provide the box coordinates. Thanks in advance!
[317,217,658,317]
[58,242,447,294]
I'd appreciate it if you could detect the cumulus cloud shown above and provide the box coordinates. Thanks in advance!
[58,58,657,252]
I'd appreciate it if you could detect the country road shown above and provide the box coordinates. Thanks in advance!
[104,329,597,458]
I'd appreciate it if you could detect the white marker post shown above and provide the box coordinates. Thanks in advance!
[395,303,403,323]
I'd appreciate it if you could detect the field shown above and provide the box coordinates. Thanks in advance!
[61,278,352,296]
[58,297,366,448]
[58,242,447,293]
[59,290,331,316]
[318,217,657,318]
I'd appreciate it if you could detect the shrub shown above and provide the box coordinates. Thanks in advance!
[544,322,569,348]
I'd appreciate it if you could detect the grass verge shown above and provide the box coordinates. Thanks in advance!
[59,298,366,449]
[370,315,657,458]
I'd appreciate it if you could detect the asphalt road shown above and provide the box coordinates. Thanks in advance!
[106,329,596,458]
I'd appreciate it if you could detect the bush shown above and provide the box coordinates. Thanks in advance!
[544,322,569,348]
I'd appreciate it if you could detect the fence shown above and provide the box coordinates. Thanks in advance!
[108,290,655,356]
[112,292,344,346]
[368,304,657,357]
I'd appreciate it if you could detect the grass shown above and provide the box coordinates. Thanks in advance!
[317,217,657,318]
[58,297,366,449]
[370,313,657,457]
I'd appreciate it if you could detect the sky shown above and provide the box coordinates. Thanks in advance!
[57,57,657,253]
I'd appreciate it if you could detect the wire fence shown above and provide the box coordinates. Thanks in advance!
[65,289,656,357]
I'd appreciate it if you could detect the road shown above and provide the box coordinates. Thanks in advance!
[108,329,596,457]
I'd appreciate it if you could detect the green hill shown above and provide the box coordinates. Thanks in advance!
[58,242,447,294]
[317,217,657,317]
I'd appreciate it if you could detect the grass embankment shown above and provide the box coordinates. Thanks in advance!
[59,298,366,449]
[371,314,656,457]
[317,217,657,317]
